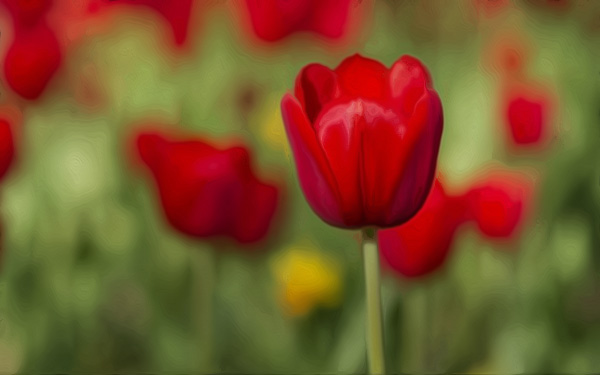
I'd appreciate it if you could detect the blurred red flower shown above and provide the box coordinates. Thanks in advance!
[281,54,443,228]
[135,131,280,244]
[1,0,52,29]
[243,0,355,42]
[3,23,62,100]
[1,0,62,100]
[506,93,549,146]
[464,171,533,240]
[379,179,467,278]
[88,0,194,47]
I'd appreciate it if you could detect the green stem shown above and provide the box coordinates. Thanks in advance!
[362,228,386,374]
[192,249,215,372]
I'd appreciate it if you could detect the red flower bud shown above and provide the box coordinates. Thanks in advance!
[3,24,62,100]
[89,0,193,47]
[281,54,443,228]
[465,171,533,240]
[1,0,52,29]
[135,130,280,244]
[379,179,466,278]
[243,0,354,42]
[506,93,549,146]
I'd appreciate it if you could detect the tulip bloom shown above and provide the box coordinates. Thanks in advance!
[1,0,61,100]
[3,24,62,100]
[281,54,443,229]
[465,172,532,240]
[1,0,52,29]
[88,0,194,47]
[136,131,279,244]
[244,0,354,42]
[506,94,548,146]
[379,179,466,278]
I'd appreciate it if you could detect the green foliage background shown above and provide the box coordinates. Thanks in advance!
[0,1,599,373]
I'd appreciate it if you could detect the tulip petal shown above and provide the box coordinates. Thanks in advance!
[386,91,443,226]
[137,132,215,172]
[143,137,236,237]
[314,100,366,226]
[1,0,52,28]
[93,0,193,46]
[245,0,309,42]
[156,147,239,237]
[158,0,193,46]
[389,55,432,117]
[174,174,240,238]
[295,63,340,123]
[314,97,440,227]
[315,99,405,225]
[245,0,353,42]
[4,24,62,100]
[359,103,411,225]
[379,180,456,278]
[308,0,353,39]
[136,132,169,169]
[475,186,523,238]
[335,54,388,101]
[507,96,545,145]
[281,94,344,226]
[465,172,532,239]
[234,179,279,243]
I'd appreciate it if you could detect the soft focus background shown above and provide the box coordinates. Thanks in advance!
[1,0,600,373]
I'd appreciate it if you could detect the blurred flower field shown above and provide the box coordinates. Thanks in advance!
[0,0,599,373]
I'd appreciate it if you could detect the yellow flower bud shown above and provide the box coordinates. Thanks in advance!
[271,244,343,317]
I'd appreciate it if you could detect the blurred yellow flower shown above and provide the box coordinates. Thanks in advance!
[271,244,343,317]
[255,93,290,155]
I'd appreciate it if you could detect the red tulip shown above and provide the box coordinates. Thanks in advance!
[3,24,62,100]
[1,0,52,29]
[88,0,194,47]
[135,130,280,244]
[244,0,354,42]
[379,179,467,278]
[465,172,532,240]
[506,94,548,146]
[281,54,443,228]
